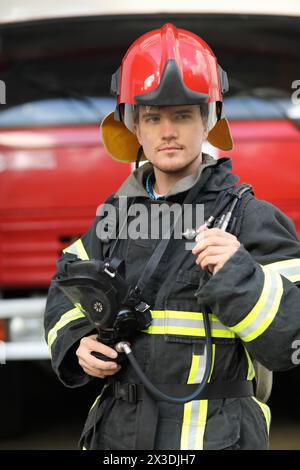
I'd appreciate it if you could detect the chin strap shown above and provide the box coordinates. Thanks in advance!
[135,146,144,170]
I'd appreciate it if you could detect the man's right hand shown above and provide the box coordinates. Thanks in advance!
[76,334,121,378]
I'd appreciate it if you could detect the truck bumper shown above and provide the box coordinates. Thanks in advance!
[0,297,50,362]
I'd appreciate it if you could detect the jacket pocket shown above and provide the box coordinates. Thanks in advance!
[204,398,242,450]
[176,269,203,285]
[78,384,113,450]
[164,269,202,316]
[124,237,160,287]
[163,269,213,345]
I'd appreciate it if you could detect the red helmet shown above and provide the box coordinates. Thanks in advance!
[101,23,233,162]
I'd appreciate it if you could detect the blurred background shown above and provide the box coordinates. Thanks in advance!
[0,0,300,450]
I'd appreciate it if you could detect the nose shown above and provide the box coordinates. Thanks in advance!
[160,117,178,141]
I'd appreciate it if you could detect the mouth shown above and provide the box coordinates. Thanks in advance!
[158,146,183,152]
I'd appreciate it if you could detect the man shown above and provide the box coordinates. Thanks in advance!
[44,23,300,450]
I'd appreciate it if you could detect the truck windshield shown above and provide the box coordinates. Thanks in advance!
[0,94,298,128]
[0,97,115,127]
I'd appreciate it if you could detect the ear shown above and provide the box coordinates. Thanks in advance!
[203,126,209,141]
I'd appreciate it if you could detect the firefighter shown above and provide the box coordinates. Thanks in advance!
[44,23,300,450]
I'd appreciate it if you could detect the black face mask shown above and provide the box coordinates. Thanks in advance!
[55,254,152,346]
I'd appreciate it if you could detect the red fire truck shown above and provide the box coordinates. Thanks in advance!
[0,2,299,436]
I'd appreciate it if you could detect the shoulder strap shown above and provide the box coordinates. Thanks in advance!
[222,183,273,403]
[228,184,254,237]
[209,183,254,234]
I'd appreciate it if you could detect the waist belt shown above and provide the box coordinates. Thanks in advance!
[109,380,253,450]
[111,379,254,404]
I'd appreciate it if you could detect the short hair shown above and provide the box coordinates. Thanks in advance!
[133,104,209,128]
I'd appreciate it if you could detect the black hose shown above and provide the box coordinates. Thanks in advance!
[122,311,213,404]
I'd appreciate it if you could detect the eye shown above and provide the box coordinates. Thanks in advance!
[176,113,191,120]
[145,115,160,123]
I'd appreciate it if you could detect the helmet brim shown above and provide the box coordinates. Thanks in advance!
[101,111,233,163]
[207,117,234,152]
[101,112,146,163]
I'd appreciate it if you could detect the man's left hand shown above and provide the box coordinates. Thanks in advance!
[192,227,240,275]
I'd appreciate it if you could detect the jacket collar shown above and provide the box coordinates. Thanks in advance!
[114,154,239,199]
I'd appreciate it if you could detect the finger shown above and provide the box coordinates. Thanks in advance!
[79,359,121,377]
[81,337,118,360]
[192,236,239,255]
[196,228,237,246]
[86,354,119,371]
[204,227,236,238]
[80,355,119,370]
[193,235,237,249]
[77,346,119,370]
[82,365,119,379]
[81,364,106,379]
[195,246,229,265]
[196,224,209,233]
[198,254,223,272]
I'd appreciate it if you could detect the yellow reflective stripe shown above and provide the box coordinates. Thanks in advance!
[187,344,216,385]
[252,397,271,434]
[144,310,236,339]
[89,394,100,413]
[47,307,85,351]
[188,355,200,385]
[145,325,165,335]
[244,346,255,381]
[145,325,234,338]
[63,239,89,260]
[265,258,300,283]
[230,267,283,342]
[82,446,87,450]
[180,400,208,450]
[208,344,216,383]
[180,344,215,450]
[89,384,109,413]
[181,401,193,450]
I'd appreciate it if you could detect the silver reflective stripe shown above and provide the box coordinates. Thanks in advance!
[268,265,300,282]
[152,317,229,331]
[145,311,236,338]
[47,307,85,351]
[180,345,214,450]
[64,244,79,256]
[63,239,89,260]
[180,399,208,450]
[188,401,202,448]
[194,347,206,384]
[236,269,282,341]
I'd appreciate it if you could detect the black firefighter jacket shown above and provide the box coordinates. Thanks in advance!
[44,154,300,450]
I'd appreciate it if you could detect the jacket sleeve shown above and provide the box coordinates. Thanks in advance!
[44,196,116,387]
[195,197,300,372]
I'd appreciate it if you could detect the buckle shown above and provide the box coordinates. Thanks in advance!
[112,381,137,404]
[103,262,116,278]
[127,384,137,404]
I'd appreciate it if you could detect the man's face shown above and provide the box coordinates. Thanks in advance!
[135,105,208,174]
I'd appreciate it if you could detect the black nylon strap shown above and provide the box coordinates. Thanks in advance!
[134,391,159,450]
[110,380,253,450]
[111,380,254,403]
[136,168,213,293]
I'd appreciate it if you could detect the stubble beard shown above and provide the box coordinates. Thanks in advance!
[153,151,202,177]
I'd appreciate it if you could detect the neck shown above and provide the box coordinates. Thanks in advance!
[153,155,203,195]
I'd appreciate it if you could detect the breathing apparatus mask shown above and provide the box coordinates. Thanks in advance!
[55,256,152,362]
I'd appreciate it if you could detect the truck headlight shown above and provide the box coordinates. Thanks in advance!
[8,317,44,343]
